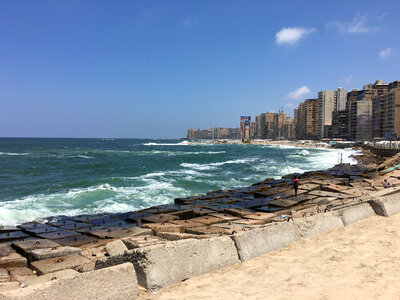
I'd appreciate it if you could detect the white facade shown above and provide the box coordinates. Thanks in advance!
[336,87,347,111]
[317,90,336,139]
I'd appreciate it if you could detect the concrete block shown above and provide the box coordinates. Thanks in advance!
[17,269,78,287]
[142,223,185,234]
[245,212,276,221]
[186,225,239,235]
[36,230,80,240]
[105,240,128,256]
[30,254,91,275]
[0,252,27,268]
[188,216,225,226]
[94,253,131,270]
[231,222,300,262]
[368,193,400,217]
[294,212,344,239]
[0,244,13,257]
[209,213,239,221]
[0,231,29,242]
[27,246,82,261]
[7,268,35,282]
[340,203,376,225]
[1,263,139,300]
[53,235,98,247]
[141,214,179,223]
[88,227,152,239]
[12,239,61,254]
[0,269,9,283]
[131,236,240,291]
[122,236,166,249]
[155,232,202,241]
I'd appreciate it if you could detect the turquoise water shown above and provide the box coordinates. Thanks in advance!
[0,138,357,225]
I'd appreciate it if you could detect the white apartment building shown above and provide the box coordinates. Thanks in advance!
[317,90,336,139]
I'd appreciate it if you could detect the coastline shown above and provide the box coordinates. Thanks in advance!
[188,139,333,148]
[1,145,400,298]
[0,140,359,227]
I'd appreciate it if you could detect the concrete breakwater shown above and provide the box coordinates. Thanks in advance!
[1,163,400,299]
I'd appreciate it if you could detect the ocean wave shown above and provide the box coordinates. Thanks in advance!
[138,150,226,156]
[0,180,186,226]
[180,158,257,171]
[0,152,30,156]
[143,141,190,146]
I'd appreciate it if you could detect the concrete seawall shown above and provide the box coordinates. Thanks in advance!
[2,173,400,298]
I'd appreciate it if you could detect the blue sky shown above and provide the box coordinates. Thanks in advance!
[1,0,399,138]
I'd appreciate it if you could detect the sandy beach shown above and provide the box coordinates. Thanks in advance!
[141,213,400,300]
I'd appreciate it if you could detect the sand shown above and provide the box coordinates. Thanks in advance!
[140,214,400,300]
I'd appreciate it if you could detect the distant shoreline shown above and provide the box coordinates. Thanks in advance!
[187,139,334,149]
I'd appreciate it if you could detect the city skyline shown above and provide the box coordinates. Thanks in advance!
[1,1,400,138]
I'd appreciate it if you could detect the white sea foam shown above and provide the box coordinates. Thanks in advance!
[143,141,190,146]
[0,179,187,226]
[0,145,360,226]
[300,149,310,155]
[138,150,225,156]
[0,152,30,156]
[181,158,258,171]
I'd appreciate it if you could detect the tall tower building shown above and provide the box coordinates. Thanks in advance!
[336,87,347,111]
[317,90,336,139]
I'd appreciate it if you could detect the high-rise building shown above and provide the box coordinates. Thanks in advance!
[336,87,347,111]
[348,80,389,141]
[330,110,348,139]
[186,128,213,139]
[373,80,400,139]
[240,116,252,140]
[213,127,240,139]
[317,90,336,139]
[255,111,294,139]
[295,99,318,140]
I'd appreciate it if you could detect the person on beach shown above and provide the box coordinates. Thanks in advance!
[383,179,392,188]
[293,176,299,196]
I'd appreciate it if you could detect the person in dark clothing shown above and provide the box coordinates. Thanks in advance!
[293,176,299,197]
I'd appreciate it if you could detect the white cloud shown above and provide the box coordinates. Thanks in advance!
[379,48,392,59]
[182,17,198,27]
[275,27,316,45]
[328,13,376,33]
[287,86,312,100]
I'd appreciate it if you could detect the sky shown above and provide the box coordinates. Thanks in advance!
[1,0,399,138]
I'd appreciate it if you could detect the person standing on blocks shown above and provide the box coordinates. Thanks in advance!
[293,176,299,197]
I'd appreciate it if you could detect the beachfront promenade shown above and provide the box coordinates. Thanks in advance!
[1,153,400,299]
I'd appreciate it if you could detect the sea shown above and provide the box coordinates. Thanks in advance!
[0,138,358,226]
